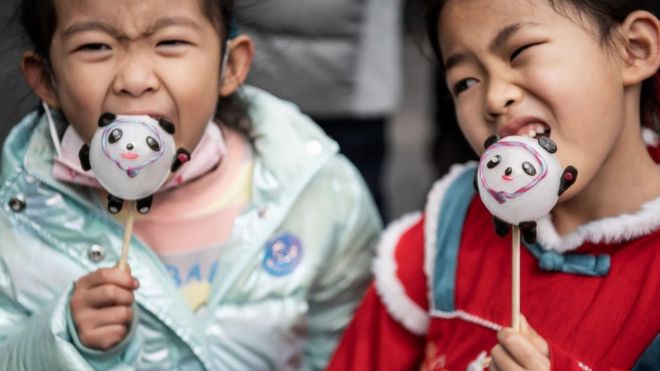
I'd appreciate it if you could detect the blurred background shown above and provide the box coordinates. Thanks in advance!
[0,1,475,221]
[0,2,39,148]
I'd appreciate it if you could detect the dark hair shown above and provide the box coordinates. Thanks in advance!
[18,0,252,137]
[414,0,660,130]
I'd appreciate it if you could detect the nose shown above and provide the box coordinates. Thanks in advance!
[113,54,160,97]
[126,143,134,151]
[505,167,513,176]
[484,77,522,120]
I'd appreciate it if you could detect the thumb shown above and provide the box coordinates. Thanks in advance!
[520,315,549,356]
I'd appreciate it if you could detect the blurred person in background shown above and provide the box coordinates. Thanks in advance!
[235,0,403,220]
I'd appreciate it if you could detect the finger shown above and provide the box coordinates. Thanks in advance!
[78,324,130,351]
[497,328,550,370]
[488,355,498,371]
[76,268,138,291]
[74,305,134,330]
[490,344,524,371]
[80,284,135,308]
[520,315,549,356]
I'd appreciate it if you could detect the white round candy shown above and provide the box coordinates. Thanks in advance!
[476,136,562,225]
[89,115,175,200]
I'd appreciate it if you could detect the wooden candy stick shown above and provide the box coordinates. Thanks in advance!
[480,229,520,368]
[476,136,578,334]
[116,202,135,270]
[512,225,521,332]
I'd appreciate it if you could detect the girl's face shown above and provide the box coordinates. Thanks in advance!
[46,0,225,150]
[439,0,629,200]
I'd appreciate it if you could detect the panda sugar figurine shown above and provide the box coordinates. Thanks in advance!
[79,112,191,214]
[476,135,578,244]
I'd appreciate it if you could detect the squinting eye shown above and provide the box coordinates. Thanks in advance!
[510,42,544,62]
[146,136,160,151]
[108,129,122,144]
[77,43,111,52]
[487,155,501,169]
[522,161,537,176]
[453,78,478,96]
[157,40,189,47]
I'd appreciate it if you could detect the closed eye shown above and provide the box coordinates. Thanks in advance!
[157,40,190,48]
[510,42,544,62]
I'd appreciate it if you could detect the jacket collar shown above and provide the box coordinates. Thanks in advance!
[241,85,338,207]
[9,110,96,209]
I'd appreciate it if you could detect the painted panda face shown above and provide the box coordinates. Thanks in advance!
[477,136,562,224]
[481,142,545,198]
[89,115,176,200]
[101,120,164,175]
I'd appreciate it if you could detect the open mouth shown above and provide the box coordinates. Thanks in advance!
[502,175,513,181]
[516,122,551,139]
[116,112,170,123]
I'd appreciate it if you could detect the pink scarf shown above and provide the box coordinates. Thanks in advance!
[52,120,226,192]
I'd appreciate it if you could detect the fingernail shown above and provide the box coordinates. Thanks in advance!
[133,278,140,289]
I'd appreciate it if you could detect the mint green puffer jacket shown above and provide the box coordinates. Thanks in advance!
[0,86,381,370]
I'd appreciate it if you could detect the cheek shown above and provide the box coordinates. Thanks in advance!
[55,70,111,141]
[528,49,624,130]
[171,81,220,150]
[456,112,489,154]
[175,103,215,150]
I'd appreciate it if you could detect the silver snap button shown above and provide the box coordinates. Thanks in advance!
[87,245,105,262]
[8,194,26,213]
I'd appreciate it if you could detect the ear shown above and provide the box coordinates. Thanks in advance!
[617,11,660,86]
[21,51,60,108]
[484,135,499,149]
[219,35,254,97]
[158,118,176,135]
[99,112,117,127]
[537,136,557,154]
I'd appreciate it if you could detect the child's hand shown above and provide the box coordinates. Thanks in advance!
[70,267,139,350]
[489,315,550,370]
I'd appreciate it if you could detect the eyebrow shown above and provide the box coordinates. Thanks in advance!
[443,22,540,71]
[61,16,201,39]
[61,20,118,38]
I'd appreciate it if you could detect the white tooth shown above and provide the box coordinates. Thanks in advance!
[528,130,536,138]
[536,126,546,134]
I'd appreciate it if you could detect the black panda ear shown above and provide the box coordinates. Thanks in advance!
[98,112,116,127]
[538,136,557,153]
[79,143,91,171]
[484,135,499,149]
[159,118,175,135]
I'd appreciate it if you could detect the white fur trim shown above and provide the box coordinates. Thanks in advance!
[537,197,660,253]
[424,162,478,311]
[431,309,503,332]
[467,351,489,371]
[373,212,429,335]
[642,127,659,147]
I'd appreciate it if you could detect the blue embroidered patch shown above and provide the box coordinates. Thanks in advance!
[262,233,303,276]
